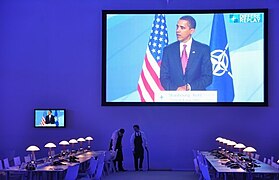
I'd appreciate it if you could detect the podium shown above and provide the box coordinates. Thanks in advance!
[155,91,217,102]
[40,124,56,127]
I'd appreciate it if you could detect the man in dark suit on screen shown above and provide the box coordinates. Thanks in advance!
[45,110,55,124]
[160,15,212,91]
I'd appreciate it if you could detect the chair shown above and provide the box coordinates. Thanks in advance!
[78,157,98,179]
[97,152,105,164]
[254,154,260,160]
[196,152,211,180]
[0,160,3,170]
[271,162,279,169]
[0,160,5,178]
[87,157,98,178]
[192,149,200,175]
[24,155,31,163]
[13,156,21,166]
[271,156,274,164]
[64,164,80,180]
[110,149,118,172]
[3,158,10,169]
[263,157,267,163]
[92,153,106,179]
[104,150,118,175]
[92,162,104,180]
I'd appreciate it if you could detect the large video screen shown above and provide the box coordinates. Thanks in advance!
[102,9,268,106]
[34,109,66,128]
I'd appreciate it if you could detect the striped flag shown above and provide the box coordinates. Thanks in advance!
[40,111,47,126]
[137,14,169,102]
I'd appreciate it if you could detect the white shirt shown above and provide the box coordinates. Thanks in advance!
[111,129,121,150]
[179,38,192,59]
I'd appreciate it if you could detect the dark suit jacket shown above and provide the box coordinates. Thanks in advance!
[160,39,212,90]
[45,115,55,124]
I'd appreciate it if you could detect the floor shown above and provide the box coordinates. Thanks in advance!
[102,170,199,180]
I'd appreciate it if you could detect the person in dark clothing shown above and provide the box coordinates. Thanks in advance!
[45,110,55,124]
[130,125,147,171]
[109,128,126,171]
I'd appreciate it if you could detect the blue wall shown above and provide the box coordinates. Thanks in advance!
[0,0,278,170]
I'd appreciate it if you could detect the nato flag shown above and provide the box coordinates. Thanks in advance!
[54,110,59,127]
[207,14,234,102]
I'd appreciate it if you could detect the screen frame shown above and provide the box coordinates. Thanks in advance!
[34,109,66,128]
[102,9,268,106]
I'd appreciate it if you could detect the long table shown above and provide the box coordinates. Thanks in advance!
[202,151,279,180]
[0,150,103,180]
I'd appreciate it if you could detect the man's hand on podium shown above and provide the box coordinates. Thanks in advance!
[177,84,191,91]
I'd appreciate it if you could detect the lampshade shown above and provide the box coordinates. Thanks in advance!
[77,138,86,142]
[234,143,246,149]
[243,147,257,153]
[69,139,78,144]
[221,139,228,143]
[227,141,237,146]
[85,136,93,141]
[277,160,279,163]
[222,139,230,145]
[59,141,70,145]
[26,145,40,151]
[215,137,223,142]
[44,143,56,148]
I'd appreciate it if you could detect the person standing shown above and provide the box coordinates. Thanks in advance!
[45,110,55,124]
[160,15,212,91]
[109,128,126,171]
[130,125,147,171]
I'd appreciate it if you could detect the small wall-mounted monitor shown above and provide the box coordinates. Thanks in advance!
[34,109,66,128]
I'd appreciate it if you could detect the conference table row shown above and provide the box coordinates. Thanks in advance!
[0,150,103,180]
[201,151,279,180]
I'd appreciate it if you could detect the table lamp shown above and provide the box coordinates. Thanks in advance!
[26,145,40,170]
[69,139,78,153]
[77,138,86,151]
[215,137,223,149]
[243,147,257,159]
[227,141,237,152]
[277,160,279,164]
[26,145,40,161]
[44,142,56,156]
[234,143,246,153]
[59,140,69,155]
[218,138,227,152]
[222,139,230,151]
[85,136,93,150]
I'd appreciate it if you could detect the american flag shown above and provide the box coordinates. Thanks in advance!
[40,111,47,126]
[137,14,169,102]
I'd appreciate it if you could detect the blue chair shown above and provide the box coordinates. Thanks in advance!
[197,152,211,180]
[3,158,10,169]
[92,162,104,180]
[0,160,3,170]
[64,164,80,180]
[78,156,98,179]
[13,156,21,166]
[78,158,104,180]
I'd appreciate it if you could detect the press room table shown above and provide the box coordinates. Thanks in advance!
[202,151,279,180]
[1,150,103,180]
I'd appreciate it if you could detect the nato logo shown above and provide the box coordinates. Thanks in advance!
[229,13,262,23]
